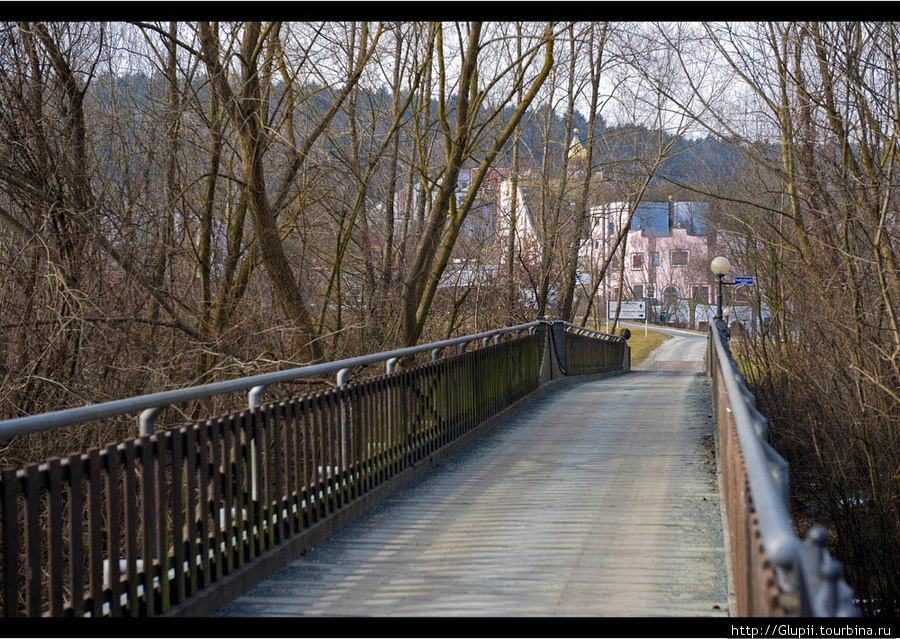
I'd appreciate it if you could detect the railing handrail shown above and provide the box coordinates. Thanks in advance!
[709,320,800,568]
[708,319,857,616]
[0,321,542,440]
[554,320,627,342]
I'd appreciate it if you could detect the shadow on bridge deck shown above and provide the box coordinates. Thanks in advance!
[215,335,728,617]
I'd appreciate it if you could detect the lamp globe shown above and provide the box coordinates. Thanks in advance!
[710,256,731,276]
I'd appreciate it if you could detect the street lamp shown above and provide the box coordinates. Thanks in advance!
[723,305,734,342]
[710,256,731,321]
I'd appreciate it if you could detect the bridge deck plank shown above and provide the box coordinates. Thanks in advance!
[215,336,728,617]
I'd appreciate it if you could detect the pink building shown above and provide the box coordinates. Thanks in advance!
[590,201,720,327]
[495,179,733,326]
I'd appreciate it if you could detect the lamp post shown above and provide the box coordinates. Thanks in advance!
[710,256,731,321]
[723,305,734,342]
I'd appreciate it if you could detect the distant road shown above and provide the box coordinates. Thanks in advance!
[618,321,706,339]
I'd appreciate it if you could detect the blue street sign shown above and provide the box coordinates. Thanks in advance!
[734,276,755,285]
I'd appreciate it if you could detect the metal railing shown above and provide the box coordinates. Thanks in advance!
[707,319,857,616]
[551,320,630,376]
[0,321,543,440]
[0,319,626,617]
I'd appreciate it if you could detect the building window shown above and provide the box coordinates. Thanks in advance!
[691,285,709,304]
[632,253,644,269]
[670,249,689,267]
[663,284,680,303]
[651,251,660,267]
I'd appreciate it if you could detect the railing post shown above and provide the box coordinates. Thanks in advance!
[385,358,398,463]
[535,318,553,383]
[795,526,856,617]
[139,407,160,436]
[248,385,267,409]
[551,319,567,375]
[248,385,268,502]
[337,368,353,470]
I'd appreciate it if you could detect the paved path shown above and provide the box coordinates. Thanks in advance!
[620,321,707,339]
[215,335,728,616]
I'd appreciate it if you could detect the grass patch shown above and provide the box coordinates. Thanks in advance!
[624,329,672,365]
[587,320,674,366]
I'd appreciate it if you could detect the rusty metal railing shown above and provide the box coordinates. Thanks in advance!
[707,319,857,616]
[0,319,625,617]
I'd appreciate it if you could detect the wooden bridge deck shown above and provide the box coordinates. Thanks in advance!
[214,334,729,617]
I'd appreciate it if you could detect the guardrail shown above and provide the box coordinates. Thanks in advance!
[0,319,626,617]
[707,319,857,616]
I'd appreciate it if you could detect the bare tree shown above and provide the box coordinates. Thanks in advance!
[399,21,556,346]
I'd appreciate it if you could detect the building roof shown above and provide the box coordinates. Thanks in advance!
[631,202,669,236]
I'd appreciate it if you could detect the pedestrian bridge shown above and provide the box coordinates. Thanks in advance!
[0,320,856,617]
